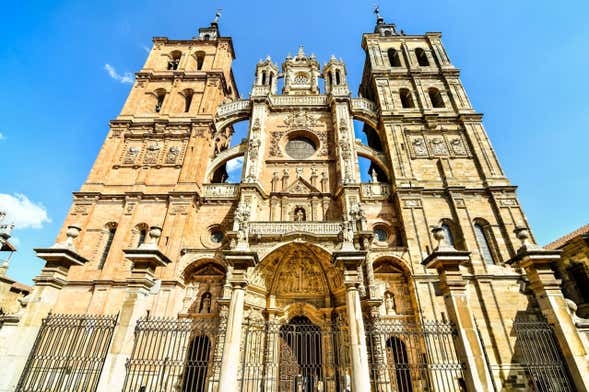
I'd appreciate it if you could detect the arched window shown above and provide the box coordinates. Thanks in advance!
[98,223,117,269]
[167,51,181,70]
[196,52,205,71]
[261,71,267,85]
[335,70,341,85]
[327,72,333,88]
[203,34,210,41]
[384,30,393,37]
[399,88,415,108]
[474,221,497,265]
[388,48,401,67]
[268,73,273,86]
[441,223,455,248]
[428,88,445,108]
[415,48,429,66]
[154,91,165,113]
[184,90,193,113]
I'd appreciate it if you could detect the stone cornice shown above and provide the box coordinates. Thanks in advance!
[72,191,201,203]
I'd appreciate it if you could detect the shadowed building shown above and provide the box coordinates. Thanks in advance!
[1,10,588,392]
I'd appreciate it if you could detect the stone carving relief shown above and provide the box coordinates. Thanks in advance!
[429,137,449,156]
[275,252,325,296]
[407,131,470,159]
[143,143,161,164]
[411,137,428,157]
[284,110,319,129]
[124,146,141,164]
[449,137,467,156]
[165,146,180,164]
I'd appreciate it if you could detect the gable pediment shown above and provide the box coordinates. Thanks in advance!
[285,177,321,195]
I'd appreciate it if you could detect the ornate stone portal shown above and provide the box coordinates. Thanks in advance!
[2,11,588,392]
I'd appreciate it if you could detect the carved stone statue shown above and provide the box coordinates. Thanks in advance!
[294,207,306,222]
[199,293,212,313]
[233,201,251,249]
[370,168,379,183]
[349,203,367,231]
[385,291,396,315]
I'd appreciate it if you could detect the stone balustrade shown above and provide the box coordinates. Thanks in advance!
[269,95,327,107]
[360,183,391,199]
[351,97,378,114]
[249,221,341,236]
[202,183,239,199]
[216,100,251,118]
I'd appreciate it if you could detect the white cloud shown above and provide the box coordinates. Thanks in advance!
[226,157,243,173]
[0,132,5,141]
[0,193,51,230]
[104,64,134,84]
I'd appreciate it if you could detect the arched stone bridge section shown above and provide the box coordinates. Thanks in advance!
[205,141,248,181]
[214,99,252,132]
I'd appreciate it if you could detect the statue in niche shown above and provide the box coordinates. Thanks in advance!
[384,291,396,315]
[294,207,306,222]
[370,168,379,183]
[199,292,212,313]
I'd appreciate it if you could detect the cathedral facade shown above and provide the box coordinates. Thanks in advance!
[1,13,588,392]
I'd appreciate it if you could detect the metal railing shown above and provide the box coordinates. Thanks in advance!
[366,319,465,392]
[238,317,350,392]
[122,317,222,392]
[513,316,574,392]
[16,313,117,392]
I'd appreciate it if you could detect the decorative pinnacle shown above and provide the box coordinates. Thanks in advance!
[514,225,531,247]
[297,45,305,57]
[374,4,384,23]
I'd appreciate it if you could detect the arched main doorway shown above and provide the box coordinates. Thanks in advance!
[279,316,322,392]
[181,335,211,392]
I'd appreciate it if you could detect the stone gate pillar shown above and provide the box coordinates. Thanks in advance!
[0,225,87,392]
[333,250,371,391]
[507,227,589,392]
[97,226,171,392]
[218,251,257,392]
[423,226,494,392]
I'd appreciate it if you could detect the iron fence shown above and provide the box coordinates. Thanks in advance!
[16,313,117,392]
[122,316,221,392]
[513,317,574,392]
[238,316,351,392]
[367,318,465,392]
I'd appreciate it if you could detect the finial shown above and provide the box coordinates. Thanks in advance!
[431,225,455,251]
[213,9,222,24]
[514,225,531,247]
[374,4,384,24]
[297,45,305,57]
[330,54,336,61]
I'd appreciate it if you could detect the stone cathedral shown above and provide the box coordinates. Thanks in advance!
[1,11,589,392]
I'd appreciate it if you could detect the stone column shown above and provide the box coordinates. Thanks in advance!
[218,251,257,392]
[507,227,589,391]
[0,225,87,392]
[333,250,371,391]
[422,226,494,391]
[96,226,171,392]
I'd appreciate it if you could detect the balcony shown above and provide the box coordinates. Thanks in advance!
[201,183,239,200]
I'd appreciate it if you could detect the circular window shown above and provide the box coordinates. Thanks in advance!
[210,230,224,243]
[285,137,316,159]
[374,228,388,242]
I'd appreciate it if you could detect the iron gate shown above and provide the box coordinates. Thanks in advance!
[238,316,350,392]
[367,319,465,392]
[16,313,117,392]
[513,317,574,392]
[122,316,221,392]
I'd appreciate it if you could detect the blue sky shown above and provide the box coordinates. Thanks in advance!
[1,0,588,284]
